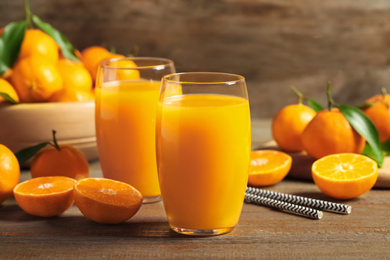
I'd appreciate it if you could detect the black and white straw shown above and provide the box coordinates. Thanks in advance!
[245,193,323,220]
[246,186,352,215]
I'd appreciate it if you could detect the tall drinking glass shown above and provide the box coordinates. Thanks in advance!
[95,57,175,203]
[156,72,251,235]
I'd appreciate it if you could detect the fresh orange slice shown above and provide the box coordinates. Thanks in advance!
[13,176,76,217]
[248,150,292,187]
[74,178,143,224]
[312,153,378,199]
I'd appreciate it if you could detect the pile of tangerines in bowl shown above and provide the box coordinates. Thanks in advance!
[0,27,116,161]
[0,28,123,103]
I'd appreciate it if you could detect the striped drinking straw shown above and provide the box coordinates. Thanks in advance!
[246,186,352,215]
[244,193,323,220]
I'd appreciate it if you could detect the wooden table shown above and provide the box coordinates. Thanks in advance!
[0,119,389,259]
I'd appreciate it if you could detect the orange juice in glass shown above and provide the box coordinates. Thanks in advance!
[95,57,175,203]
[156,72,251,235]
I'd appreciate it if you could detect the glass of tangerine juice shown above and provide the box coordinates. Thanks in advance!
[156,72,251,235]
[95,57,175,203]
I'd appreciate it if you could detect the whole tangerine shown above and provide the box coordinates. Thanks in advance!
[19,29,59,64]
[302,108,365,159]
[0,144,20,204]
[81,46,111,82]
[100,56,140,82]
[272,104,316,151]
[57,59,93,92]
[11,56,63,103]
[363,90,390,142]
[30,131,89,180]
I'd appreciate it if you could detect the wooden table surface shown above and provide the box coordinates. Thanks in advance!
[0,119,389,259]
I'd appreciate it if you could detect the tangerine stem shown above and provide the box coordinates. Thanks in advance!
[326,82,337,111]
[24,0,34,29]
[381,87,387,101]
[129,45,139,57]
[381,88,390,109]
[291,86,303,105]
[109,46,116,54]
[51,130,61,151]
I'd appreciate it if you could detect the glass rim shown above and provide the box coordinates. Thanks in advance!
[162,72,245,84]
[100,57,175,70]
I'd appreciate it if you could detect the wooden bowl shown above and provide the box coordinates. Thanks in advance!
[0,101,98,166]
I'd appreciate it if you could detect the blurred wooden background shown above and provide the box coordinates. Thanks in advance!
[1,0,390,118]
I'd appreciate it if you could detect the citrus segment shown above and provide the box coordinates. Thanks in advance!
[0,144,20,204]
[74,178,143,224]
[312,153,378,199]
[13,176,76,217]
[248,150,292,187]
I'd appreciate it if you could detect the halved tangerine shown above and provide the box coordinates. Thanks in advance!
[248,150,292,187]
[74,178,143,224]
[13,176,76,217]
[312,153,378,199]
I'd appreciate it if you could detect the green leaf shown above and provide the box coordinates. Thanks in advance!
[32,15,79,61]
[362,144,386,165]
[306,98,324,112]
[381,139,390,156]
[0,92,19,104]
[338,104,383,167]
[357,102,374,110]
[15,142,50,166]
[0,21,27,76]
